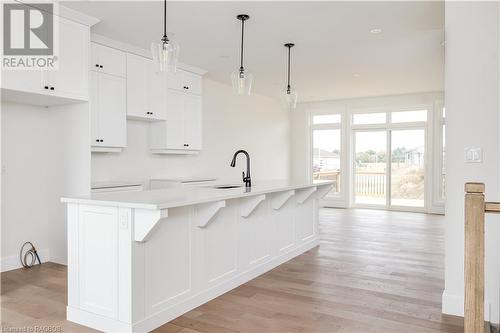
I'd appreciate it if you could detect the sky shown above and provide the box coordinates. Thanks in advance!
[313,129,425,153]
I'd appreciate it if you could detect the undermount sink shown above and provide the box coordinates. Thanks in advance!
[212,184,243,189]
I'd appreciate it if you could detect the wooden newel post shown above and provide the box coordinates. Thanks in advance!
[464,182,485,333]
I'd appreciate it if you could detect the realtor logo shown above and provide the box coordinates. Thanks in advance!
[2,2,57,69]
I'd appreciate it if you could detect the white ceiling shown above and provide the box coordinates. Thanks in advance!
[63,1,445,102]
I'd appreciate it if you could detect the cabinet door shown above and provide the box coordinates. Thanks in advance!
[167,70,184,91]
[126,54,149,119]
[47,17,89,100]
[1,15,46,95]
[97,73,127,148]
[90,71,101,146]
[183,72,202,95]
[91,43,126,77]
[184,94,202,150]
[1,69,45,94]
[148,61,167,120]
[164,89,185,149]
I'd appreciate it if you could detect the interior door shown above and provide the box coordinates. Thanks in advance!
[353,130,387,206]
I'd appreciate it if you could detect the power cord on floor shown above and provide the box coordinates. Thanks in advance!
[20,241,42,268]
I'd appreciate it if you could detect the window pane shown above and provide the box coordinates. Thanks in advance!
[313,129,341,194]
[391,110,427,123]
[390,129,425,208]
[353,112,386,125]
[313,114,341,125]
[354,131,387,205]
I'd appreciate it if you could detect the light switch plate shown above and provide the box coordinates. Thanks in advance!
[465,148,483,163]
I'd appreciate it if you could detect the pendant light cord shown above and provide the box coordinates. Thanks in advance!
[240,19,245,72]
[287,46,291,89]
[163,0,168,40]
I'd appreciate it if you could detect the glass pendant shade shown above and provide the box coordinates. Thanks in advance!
[231,69,253,95]
[282,87,298,109]
[151,38,179,73]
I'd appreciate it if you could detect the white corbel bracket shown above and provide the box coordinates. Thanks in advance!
[316,184,334,199]
[240,194,266,218]
[195,200,226,228]
[296,186,317,204]
[134,208,169,242]
[272,190,295,210]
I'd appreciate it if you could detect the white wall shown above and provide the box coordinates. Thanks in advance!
[91,79,290,185]
[442,1,500,324]
[290,92,444,212]
[1,102,90,270]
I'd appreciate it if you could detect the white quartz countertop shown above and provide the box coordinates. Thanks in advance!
[62,180,334,210]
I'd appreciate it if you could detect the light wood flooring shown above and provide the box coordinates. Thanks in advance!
[1,208,464,332]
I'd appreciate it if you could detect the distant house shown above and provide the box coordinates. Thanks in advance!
[405,147,424,167]
[313,148,340,171]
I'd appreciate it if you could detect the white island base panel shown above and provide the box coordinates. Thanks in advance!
[65,183,332,332]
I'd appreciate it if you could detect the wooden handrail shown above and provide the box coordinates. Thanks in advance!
[464,182,485,333]
[485,202,500,213]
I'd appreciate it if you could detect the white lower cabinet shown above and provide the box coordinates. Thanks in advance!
[90,71,127,151]
[150,89,202,154]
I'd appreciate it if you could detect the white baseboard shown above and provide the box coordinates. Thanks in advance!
[1,248,50,272]
[442,290,491,322]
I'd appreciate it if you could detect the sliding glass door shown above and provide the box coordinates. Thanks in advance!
[354,131,387,206]
[390,129,425,208]
[353,128,426,210]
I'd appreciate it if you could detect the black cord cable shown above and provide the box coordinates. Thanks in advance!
[20,241,41,268]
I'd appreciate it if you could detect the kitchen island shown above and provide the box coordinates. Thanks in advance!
[61,180,334,332]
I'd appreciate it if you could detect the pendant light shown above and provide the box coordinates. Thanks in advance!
[282,43,298,109]
[151,0,179,73]
[231,14,253,95]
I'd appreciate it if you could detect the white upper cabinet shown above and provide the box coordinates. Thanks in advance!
[150,72,203,154]
[126,54,167,121]
[46,17,89,100]
[183,94,202,150]
[1,16,90,105]
[167,69,202,95]
[90,71,127,150]
[91,43,126,78]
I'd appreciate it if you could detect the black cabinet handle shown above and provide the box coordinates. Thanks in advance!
[183,144,190,147]
[50,87,54,90]
[96,139,99,142]
[95,64,99,67]
[100,139,104,142]
[100,65,103,68]
[44,86,48,89]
